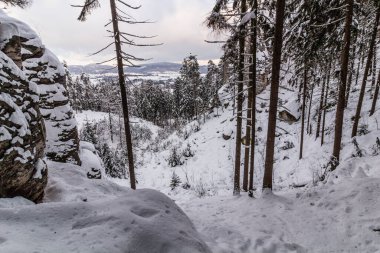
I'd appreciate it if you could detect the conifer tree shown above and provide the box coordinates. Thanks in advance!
[262,0,286,191]
[332,0,354,163]
[352,3,380,137]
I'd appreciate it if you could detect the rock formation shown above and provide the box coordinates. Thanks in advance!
[279,98,301,124]
[0,10,81,202]
[0,48,47,203]
[0,11,81,165]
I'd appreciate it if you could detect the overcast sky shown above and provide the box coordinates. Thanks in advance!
[4,0,223,65]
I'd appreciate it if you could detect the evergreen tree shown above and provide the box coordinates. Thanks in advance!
[262,0,286,191]
[81,120,98,146]
[173,55,202,120]
[352,2,380,137]
[332,0,354,164]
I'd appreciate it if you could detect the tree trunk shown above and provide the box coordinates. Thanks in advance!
[371,45,377,97]
[307,80,314,135]
[332,0,353,163]
[109,106,113,143]
[321,63,332,146]
[233,0,247,196]
[248,0,258,197]
[355,43,363,90]
[345,43,356,107]
[370,69,380,116]
[262,0,286,191]
[352,5,380,138]
[300,65,308,160]
[321,75,330,146]
[316,67,327,139]
[242,74,252,192]
[110,0,136,189]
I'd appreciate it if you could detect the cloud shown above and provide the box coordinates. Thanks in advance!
[6,0,223,65]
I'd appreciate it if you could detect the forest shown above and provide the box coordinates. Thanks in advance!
[1,0,380,252]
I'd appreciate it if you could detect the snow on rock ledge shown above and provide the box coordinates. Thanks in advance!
[0,10,81,165]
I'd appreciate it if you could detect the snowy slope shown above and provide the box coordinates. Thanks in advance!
[178,153,380,252]
[70,53,380,253]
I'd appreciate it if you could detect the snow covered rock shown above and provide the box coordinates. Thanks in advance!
[279,98,301,124]
[0,10,81,165]
[0,50,47,203]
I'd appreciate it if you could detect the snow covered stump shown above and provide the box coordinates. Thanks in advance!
[0,10,81,166]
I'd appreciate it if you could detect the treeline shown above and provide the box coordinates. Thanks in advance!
[65,56,222,127]
[206,0,380,195]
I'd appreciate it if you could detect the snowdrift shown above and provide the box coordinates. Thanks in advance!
[0,158,211,253]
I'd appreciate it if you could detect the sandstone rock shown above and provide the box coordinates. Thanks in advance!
[0,11,81,165]
[0,50,47,203]
[24,49,81,165]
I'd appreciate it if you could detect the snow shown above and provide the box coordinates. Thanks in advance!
[80,141,105,178]
[0,126,12,142]
[33,159,46,179]
[280,97,301,120]
[2,86,380,252]
[0,9,42,49]
[239,11,256,27]
[2,6,380,251]
[0,154,211,253]
[178,156,380,252]
[72,71,380,252]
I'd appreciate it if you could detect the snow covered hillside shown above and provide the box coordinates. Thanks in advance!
[3,0,380,252]
[75,73,380,252]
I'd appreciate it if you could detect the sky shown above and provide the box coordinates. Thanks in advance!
[4,0,224,65]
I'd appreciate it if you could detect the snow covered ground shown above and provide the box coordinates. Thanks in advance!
[181,159,380,252]
[0,144,210,253]
[73,73,380,252]
[2,70,380,252]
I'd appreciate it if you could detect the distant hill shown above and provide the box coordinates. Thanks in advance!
[68,62,207,76]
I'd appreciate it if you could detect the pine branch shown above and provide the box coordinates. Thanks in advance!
[96,57,117,65]
[74,0,100,21]
[117,0,141,10]
[89,42,115,56]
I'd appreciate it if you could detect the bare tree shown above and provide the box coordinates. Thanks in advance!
[76,0,158,189]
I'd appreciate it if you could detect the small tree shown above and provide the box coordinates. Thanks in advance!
[170,172,181,190]
[168,147,184,167]
[81,120,98,146]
